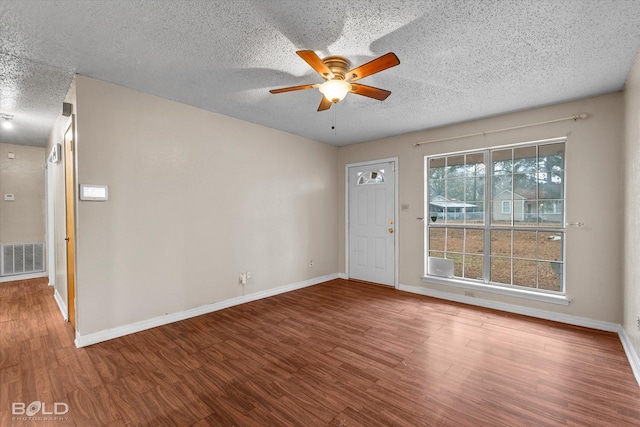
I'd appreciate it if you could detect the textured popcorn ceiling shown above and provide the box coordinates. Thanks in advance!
[1,0,640,147]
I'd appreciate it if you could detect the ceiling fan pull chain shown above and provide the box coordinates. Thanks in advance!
[332,103,337,134]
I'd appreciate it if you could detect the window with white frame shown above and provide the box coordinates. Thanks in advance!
[425,139,565,293]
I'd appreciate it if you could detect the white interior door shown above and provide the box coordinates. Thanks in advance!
[348,160,396,286]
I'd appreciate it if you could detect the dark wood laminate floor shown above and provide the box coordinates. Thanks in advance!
[1,277,639,426]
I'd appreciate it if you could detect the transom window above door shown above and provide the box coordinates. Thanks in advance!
[357,170,385,185]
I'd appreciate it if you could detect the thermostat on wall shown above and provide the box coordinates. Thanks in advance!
[80,184,108,201]
[4,194,14,201]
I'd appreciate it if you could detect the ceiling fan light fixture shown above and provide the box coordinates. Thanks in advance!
[319,79,352,103]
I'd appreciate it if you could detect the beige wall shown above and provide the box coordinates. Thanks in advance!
[72,76,338,335]
[0,143,45,244]
[624,53,640,361]
[338,93,623,324]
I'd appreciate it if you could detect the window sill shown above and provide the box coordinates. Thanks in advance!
[420,276,571,306]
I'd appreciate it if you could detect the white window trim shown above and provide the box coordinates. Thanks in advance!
[501,200,511,214]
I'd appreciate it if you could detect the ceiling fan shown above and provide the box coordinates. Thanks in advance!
[270,50,400,111]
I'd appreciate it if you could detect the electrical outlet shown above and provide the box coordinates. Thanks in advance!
[308,260,314,268]
[464,291,475,298]
[246,272,252,280]
[239,272,246,285]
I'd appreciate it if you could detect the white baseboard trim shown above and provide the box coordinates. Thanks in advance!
[54,288,68,321]
[0,272,47,283]
[75,273,340,348]
[337,272,348,280]
[399,283,620,332]
[618,327,640,387]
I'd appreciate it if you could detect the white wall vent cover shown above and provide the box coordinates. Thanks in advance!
[1,243,45,276]
[428,257,454,278]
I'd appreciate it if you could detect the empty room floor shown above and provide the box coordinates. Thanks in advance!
[1,277,639,426]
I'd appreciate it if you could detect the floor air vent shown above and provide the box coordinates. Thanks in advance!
[1,243,45,276]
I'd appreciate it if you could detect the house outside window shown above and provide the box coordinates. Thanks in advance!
[425,138,566,294]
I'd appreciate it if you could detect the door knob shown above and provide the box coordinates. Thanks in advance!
[64,237,70,241]
[388,228,394,233]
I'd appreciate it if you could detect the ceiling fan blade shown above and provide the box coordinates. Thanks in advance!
[350,84,391,101]
[317,97,332,111]
[269,84,317,94]
[348,53,400,82]
[297,50,335,80]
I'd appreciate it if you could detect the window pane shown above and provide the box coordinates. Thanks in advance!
[429,250,445,259]
[540,200,564,227]
[466,153,485,177]
[491,230,511,256]
[446,178,465,201]
[513,231,537,259]
[429,180,445,199]
[465,229,484,254]
[464,255,484,280]
[539,232,562,262]
[492,149,512,174]
[446,155,465,177]
[524,202,540,225]
[513,173,536,197]
[539,172,564,199]
[465,201,484,224]
[513,259,537,288]
[492,175,512,196]
[492,175,513,225]
[517,199,539,227]
[465,176,484,200]
[490,257,511,284]
[514,146,537,173]
[451,254,463,277]
[538,261,562,292]
[429,228,445,252]
[447,228,464,252]
[492,204,512,226]
[538,143,564,173]
[357,171,384,185]
[430,157,445,170]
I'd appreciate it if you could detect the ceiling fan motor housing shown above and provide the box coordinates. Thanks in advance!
[322,56,351,80]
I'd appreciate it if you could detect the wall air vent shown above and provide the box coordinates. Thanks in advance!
[1,243,45,276]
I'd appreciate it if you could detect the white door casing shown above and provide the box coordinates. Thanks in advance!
[46,158,56,286]
[347,160,397,286]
